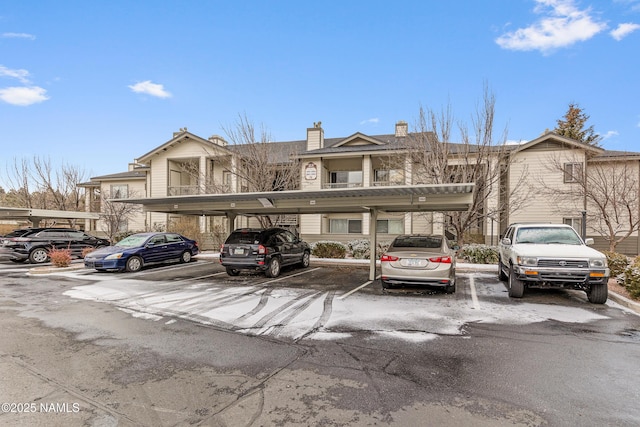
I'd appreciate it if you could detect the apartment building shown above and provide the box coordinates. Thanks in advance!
[81,122,640,254]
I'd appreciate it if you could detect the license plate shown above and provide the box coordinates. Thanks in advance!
[404,259,422,266]
[233,248,245,255]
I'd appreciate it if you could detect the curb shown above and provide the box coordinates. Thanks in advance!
[28,262,85,275]
[608,292,640,315]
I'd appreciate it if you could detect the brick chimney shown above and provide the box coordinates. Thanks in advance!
[395,120,408,137]
[306,121,324,150]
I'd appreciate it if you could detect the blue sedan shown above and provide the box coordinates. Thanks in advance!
[84,232,199,272]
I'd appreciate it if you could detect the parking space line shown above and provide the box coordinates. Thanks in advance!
[469,275,480,309]
[339,275,380,300]
[259,267,321,285]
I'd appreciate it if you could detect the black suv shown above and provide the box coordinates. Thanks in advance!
[1,228,110,264]
[219,228,310,277]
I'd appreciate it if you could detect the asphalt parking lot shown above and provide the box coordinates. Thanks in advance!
[4,253,634,342]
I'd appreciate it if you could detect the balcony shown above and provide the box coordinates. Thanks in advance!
[168,185,200,196]
[322,182,363,189]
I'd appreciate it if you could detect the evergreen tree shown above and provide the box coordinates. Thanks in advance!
[554,103,602,147]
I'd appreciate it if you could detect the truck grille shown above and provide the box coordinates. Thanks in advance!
[537,259,588,268]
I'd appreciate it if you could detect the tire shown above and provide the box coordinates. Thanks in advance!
[445,280,456,294]
[226,267,240,276]
[381,279,394,289]
[508,265,525,298]
[29,248,49,264]
[587,283,608,304]
[180,250,192,263]
[300,251,310,268]
[265,257,281,278]
[125,256,143,272]
[498,259,508,281]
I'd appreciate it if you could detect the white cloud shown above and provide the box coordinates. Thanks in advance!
[0,65,31,84]
[1,32,36,40]
[496,0,607,53]
[128,80,172,98]
[0,86,49,106]
[610,23,640,40]
[359,118,379,125]
[601,130,619,139]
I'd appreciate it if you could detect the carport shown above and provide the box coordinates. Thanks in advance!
[0,207,100,228]
[115,183,474,280]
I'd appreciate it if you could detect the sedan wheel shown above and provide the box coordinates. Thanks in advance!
[125,256,143,272]
[29,248,49,264]
[180,251,192,263]
[265,257,281,278]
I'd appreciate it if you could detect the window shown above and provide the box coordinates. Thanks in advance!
[563,217,583,233]
[564,163,583,183]
[329,171,362,188]
[373,169,403,186]
[329,219,362,233]
[166,234,184,243]
[111,184,128,198]
[376,219,404,234]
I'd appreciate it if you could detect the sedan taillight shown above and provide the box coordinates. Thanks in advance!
[429,256,452,264]
[380,254,399,262]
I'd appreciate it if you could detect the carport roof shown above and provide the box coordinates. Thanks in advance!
[0,207,100,221]
[114,183,475,216]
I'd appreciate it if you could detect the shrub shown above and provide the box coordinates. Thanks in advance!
[311,241,347,259]
[82,247,95,259]
[458,244,499,264]
[346,239,391,260]
[621,256,640,299]
[48,248,72,267]
[602,251,629,278]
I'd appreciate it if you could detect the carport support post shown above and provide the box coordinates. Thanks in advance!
[369,208,378,281]
[227,213,236,235]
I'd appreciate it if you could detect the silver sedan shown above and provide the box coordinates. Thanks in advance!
[380,234,456,293]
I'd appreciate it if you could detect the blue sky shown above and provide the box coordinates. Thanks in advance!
[1,0,639,185]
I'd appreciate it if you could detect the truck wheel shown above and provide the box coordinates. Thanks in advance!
[587,283,608,304]
[29,248,49,264]
[508,265,524,298]
[498,259,508,281]
[265,257,281,278]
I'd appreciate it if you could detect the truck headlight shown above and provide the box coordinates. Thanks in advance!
[590,259,606,268]
[517,256,538,266]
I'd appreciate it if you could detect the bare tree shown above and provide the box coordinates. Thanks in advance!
[539,156,639,252]
[401,87,527,246]
[99,192,142,243]
[2,156,88,226]
[222,113,301,228]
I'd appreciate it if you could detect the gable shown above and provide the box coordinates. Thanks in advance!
[332,132,385,148]
[136,131,231,163]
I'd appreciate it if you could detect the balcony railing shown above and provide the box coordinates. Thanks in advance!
[168,185,200,196]
[322,182,363,189]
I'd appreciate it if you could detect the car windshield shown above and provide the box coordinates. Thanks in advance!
[115,235,149,248]
[515,227,582,245]
[392,236,442,249]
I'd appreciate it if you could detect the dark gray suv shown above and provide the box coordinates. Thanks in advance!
[219,228,310,277]
[1,228,110,264]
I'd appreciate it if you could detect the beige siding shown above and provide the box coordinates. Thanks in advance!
[509,148,585,225]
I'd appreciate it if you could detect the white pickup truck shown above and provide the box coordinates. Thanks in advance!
[498,223,609,304]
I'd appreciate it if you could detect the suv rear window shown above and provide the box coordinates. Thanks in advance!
[225,231,262,245]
